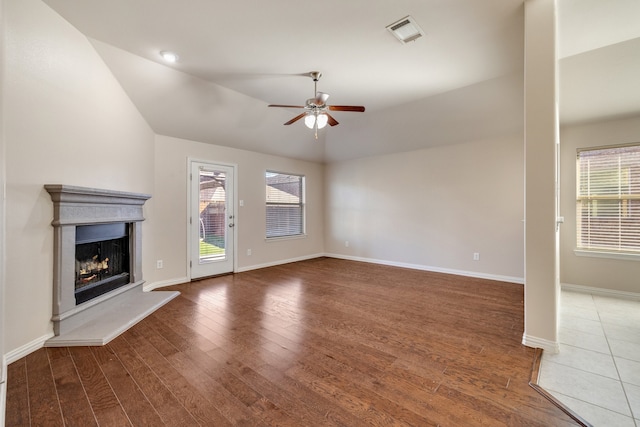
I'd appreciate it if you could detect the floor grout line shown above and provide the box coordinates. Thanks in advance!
[597,296,637,426]
[549,389,633,420]
[542,356,619,382]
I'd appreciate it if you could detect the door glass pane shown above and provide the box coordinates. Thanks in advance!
[199,168,226,261]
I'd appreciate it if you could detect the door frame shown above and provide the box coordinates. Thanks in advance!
[186,158,238,280]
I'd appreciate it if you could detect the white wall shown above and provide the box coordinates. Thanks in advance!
[325,133,524,282]
[1,0,7,421]
[3,0,155,355]
[560,115,640,293]
[149,135,325,286]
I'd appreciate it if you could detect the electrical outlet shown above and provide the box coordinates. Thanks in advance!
[345,241,350,247]
[156,260,164,269]
[473,253,480,261]
[247,249,252,256]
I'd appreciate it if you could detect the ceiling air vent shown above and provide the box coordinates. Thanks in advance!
[386,15,424,44]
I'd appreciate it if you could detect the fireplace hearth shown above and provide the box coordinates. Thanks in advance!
[45,185,179,346]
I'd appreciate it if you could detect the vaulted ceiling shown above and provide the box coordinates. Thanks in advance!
[43,0,640,162]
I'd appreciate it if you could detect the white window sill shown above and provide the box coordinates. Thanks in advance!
[574,249,640,261]
[265,234,307,242]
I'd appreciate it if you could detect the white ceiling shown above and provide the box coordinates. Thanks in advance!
[42,0,640,162]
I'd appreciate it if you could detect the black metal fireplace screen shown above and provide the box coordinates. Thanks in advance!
[75,223,131,305]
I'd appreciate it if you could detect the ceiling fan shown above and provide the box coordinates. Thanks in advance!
[268,71,365,138]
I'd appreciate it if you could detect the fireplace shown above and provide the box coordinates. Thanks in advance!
[45,185,179,346]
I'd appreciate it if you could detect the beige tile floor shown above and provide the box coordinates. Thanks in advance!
[539,290,640,427]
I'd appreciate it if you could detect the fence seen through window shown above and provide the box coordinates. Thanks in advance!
[577,144,640,253]
[266,171,305,238]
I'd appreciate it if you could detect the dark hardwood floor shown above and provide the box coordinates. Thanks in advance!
[5,257,579,426]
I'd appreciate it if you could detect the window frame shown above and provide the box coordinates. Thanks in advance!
[575,143,640,258]
[265,170,306,240]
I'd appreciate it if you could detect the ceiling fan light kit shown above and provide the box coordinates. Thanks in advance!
[268,71,365,138]
[305,112,328,129]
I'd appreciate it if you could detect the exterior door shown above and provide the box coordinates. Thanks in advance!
[190,161,235,279]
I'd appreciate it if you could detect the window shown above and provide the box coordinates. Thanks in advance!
[577,144,640,254]
[266,171,305,238]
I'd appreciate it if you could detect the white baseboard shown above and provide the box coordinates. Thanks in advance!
[0,377,5,427]
[147,255,524,286]
[522,333,559,354]
[144,276,189,291]
[0,354,6,427]
[561,283,640,301]
[325,253,524,284]
[1,353,5,385]
[5,333,54,365]
[235,253,325,273]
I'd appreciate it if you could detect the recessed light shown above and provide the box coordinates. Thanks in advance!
[386,16,425,44]
[160,51,179,63]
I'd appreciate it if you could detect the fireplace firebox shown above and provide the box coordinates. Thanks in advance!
[75,223,131,305]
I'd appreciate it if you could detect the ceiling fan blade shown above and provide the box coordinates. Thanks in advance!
[268,104,305,108]
[284,112,307,125]
[328,105,366,112]
[326,113,339,127]
[315,92,330,105]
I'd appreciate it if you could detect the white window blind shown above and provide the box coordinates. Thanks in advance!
[577,144,640,253]
[266,171,305,238]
